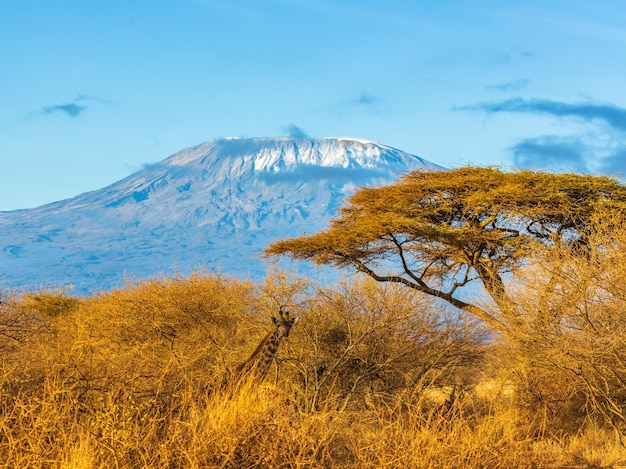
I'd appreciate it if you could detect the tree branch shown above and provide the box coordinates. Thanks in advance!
[389,234,429,288]
[448,264,472,296]
[479,209,500,229]
[351,258,508,335]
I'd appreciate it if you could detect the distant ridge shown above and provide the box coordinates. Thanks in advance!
[0,137,443,294]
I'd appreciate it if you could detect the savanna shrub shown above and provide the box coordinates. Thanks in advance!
[3,269,614,467]
[278,278,487,412]
[503,209,626,434]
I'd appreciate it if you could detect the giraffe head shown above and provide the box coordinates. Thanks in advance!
[271,306,299,340]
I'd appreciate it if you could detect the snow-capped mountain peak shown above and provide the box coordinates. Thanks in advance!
[0,137,442,294]
[163,137,431,173]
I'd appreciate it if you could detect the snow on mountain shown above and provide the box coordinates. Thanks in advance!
[0,137,443,295]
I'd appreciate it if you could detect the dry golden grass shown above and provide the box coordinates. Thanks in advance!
[0,271,625,467]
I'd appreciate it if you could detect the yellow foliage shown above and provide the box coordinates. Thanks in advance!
[266,167,626,338]
[0,268,625,467]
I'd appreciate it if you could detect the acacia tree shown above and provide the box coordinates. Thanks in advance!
[265,167,626,336]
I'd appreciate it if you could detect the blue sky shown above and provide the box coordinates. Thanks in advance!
[2,0,626,210]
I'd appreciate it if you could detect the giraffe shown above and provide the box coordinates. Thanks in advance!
[230,306,299,390]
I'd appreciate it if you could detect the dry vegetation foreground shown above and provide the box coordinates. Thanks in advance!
[1,270,626,468]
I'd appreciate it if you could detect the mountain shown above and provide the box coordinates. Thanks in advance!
[0,137,442,295]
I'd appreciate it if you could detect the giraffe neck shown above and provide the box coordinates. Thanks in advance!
[237,328,283,385]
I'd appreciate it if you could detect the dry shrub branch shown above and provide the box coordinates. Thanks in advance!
[0,266,624,466]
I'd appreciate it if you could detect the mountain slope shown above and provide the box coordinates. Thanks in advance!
[0,137,442,294]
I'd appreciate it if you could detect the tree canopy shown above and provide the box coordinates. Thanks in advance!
[265,167,626,335]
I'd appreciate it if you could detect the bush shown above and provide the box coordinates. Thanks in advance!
[0,269,622,467]
[281,278,486,412]
[501,209,626,436]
